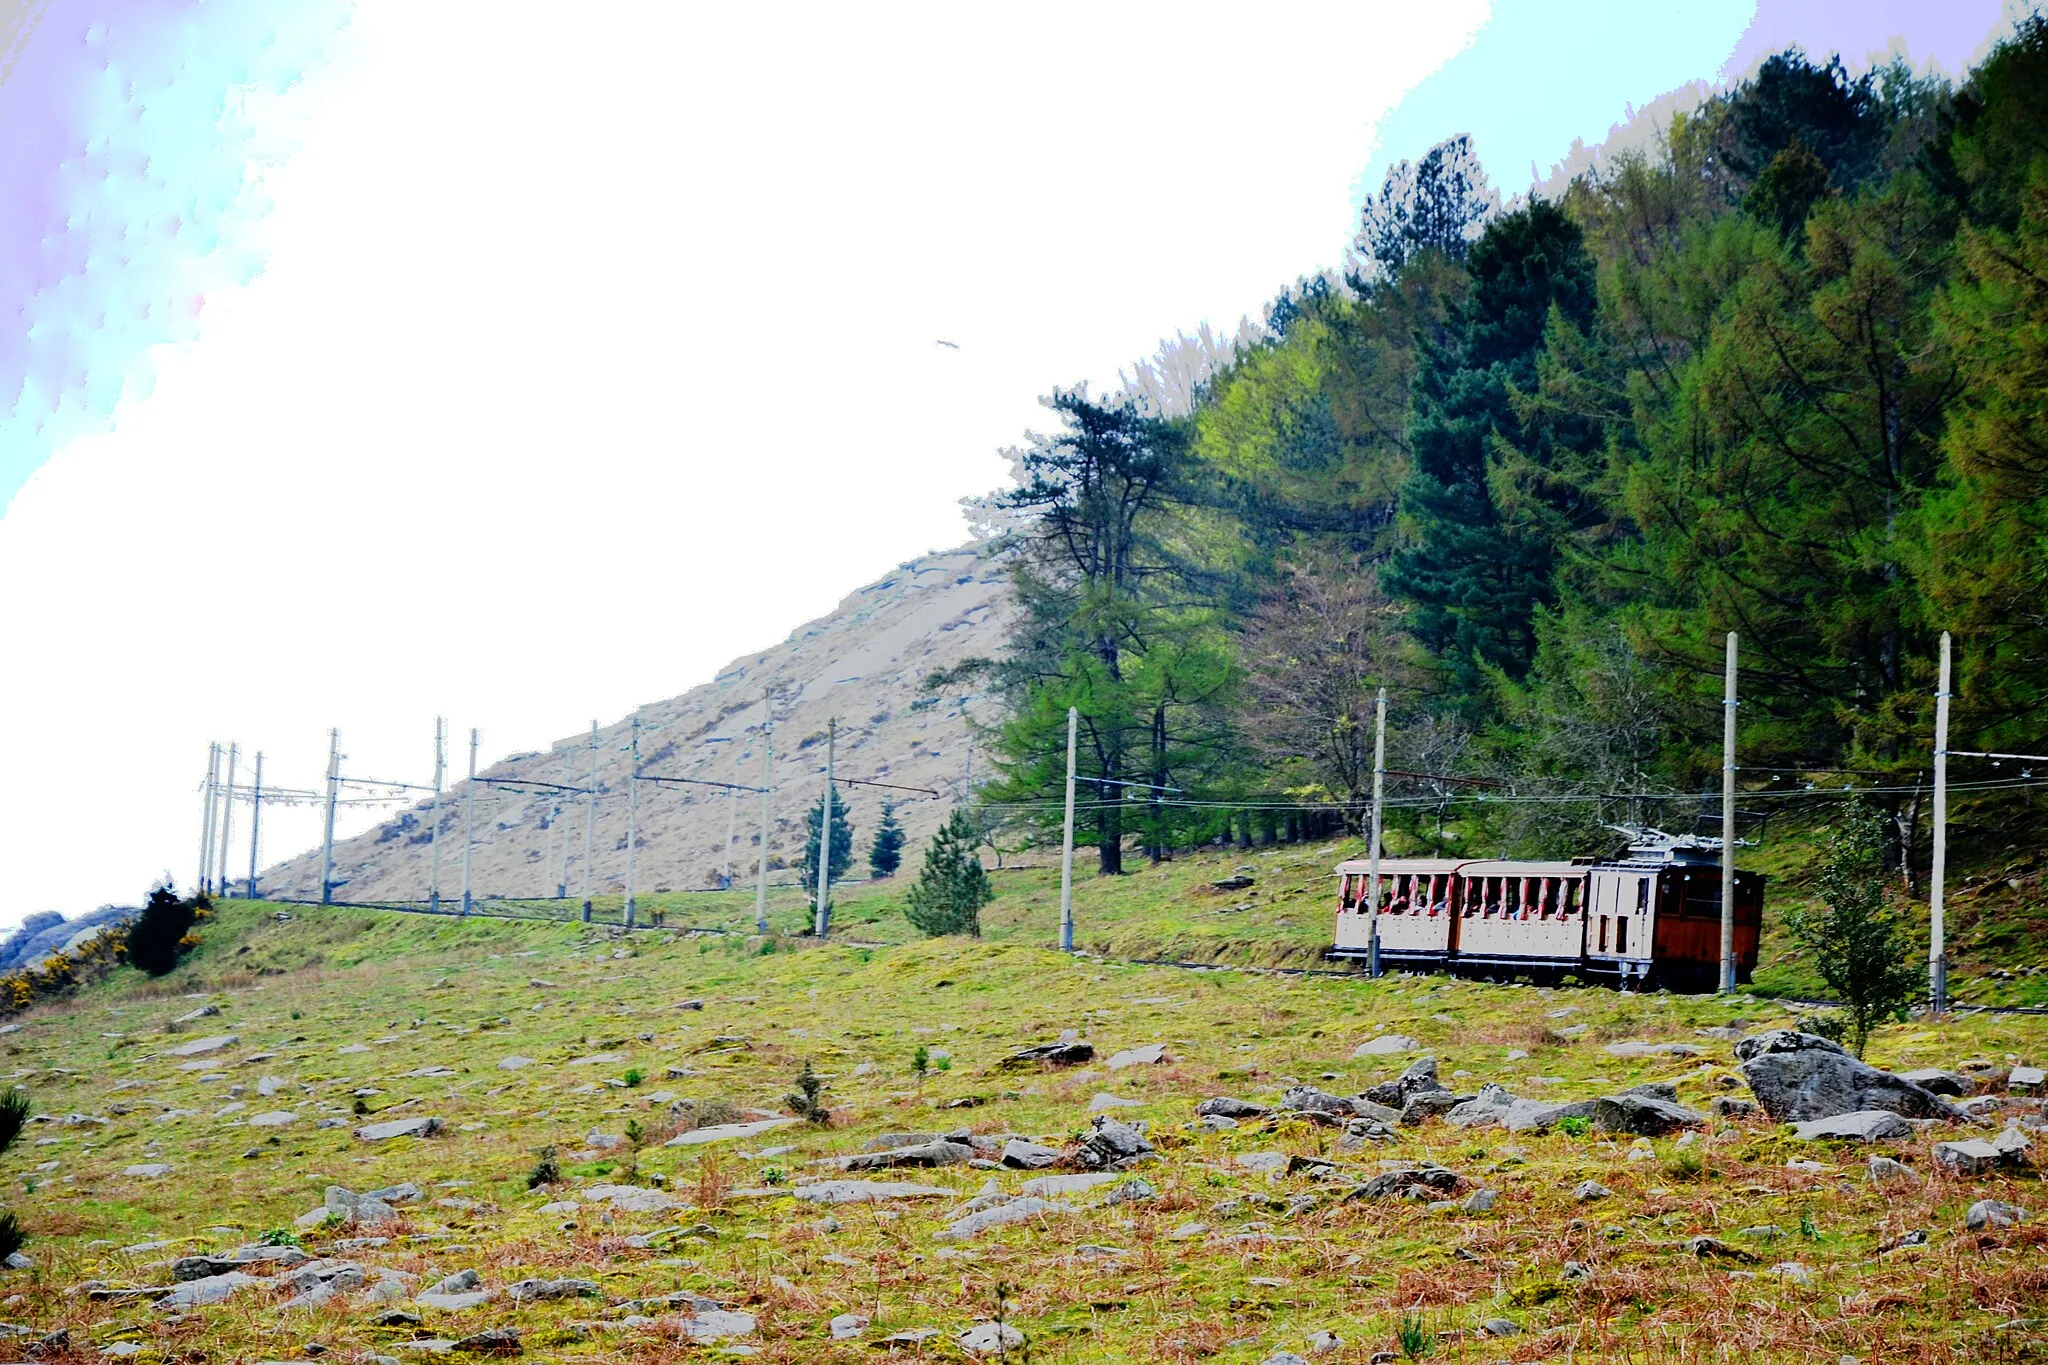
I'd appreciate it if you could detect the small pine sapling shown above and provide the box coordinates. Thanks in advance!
[786,1061,831,1125]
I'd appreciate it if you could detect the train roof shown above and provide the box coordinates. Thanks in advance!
[1332,857,1588,877]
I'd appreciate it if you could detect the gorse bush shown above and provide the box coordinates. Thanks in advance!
[126,883,204,978]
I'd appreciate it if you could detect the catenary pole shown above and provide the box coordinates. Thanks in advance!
[814,719,835,938]
[245,751,264,899]
[1365,688,1387,978]
[721,785,738,889]
[553,796,572,899]
[1720,632,1739,994]
[580,720,597,923]
[1059,707,1078,952]
[1930,631,1952,1014]
[217,743,238,897]
[624,717,640,928]
[461,727,477,915]
[197,742,219,896]
[754,705,773,936]
[319,729,341,906]
[428,718,446,913]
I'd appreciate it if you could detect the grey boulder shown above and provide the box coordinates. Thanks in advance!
[1789,1110,1913,1142]
[1735,1031,1963,1123]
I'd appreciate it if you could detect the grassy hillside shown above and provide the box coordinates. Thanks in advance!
[0,875,2040,1363]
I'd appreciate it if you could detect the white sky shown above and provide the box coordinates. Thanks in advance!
[0,1,1497,921]
[10,0,2005,925]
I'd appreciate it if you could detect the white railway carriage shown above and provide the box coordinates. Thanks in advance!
[1328,840,1764,991]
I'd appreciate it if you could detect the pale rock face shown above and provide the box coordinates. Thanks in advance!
[259,546,1011,900]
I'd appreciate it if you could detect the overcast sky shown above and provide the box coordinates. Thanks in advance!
[0,1,2013,924]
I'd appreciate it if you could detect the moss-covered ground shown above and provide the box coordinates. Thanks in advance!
[0,830,2042,1363]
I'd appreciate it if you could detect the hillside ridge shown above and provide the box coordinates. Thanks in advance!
[262,543,1012,904]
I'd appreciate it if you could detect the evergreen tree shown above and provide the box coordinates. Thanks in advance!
[1352,134,1500,284]
[0,1088,28,1262]
[1781,802,1920,1057]
[799,789,854,913]
[1383,199,1599,707]
[126,882,201,978]
[867,801,906,879]
[904,809,994,938]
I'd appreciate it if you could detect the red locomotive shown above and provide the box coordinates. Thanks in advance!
[1327,832,1764,991]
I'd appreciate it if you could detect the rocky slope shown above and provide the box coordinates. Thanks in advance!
[262,544,1011,903]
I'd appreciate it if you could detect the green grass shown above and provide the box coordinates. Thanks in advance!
[0,829,2040,1363]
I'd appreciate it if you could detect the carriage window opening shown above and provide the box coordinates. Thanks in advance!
[1636,879,1650,913]
[1598,916,1608,952]
[1616,916,1629,954]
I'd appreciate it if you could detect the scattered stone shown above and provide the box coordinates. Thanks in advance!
[1574,1181,1611,1203]
[1001,1040,1094,1069]
[1074,1115,1154,1170]
[123,1163,172,1179]
[844,1139,973,1171]
[1711,1096,1758,1119]
[937,1196,1074,1242]
[1966,1199,2025,1231]
[158,1272,262,1308]
[1105,1043,1169,1070]
[1101,1177,1157,1206]
[1464,1188,1498,1213]
[792,1181,953,1205]
[1305,1328,1343,1352]
[1898,1069,1967,1097]
[1235,1152,1289,1175]
[1686,1236,1759,1263]
[417,1269,491,1312]
[1934,1133,2025,1176]
[665,1118,797,1146]
[497,1057,533,1071]
[248,1111,298,1129]
[1363,1056,1450,1109]
[958,1321,1025,1354]
[1480,1318,1521,1337]
[1594,1094,1705,1136]
[678,1310,755,1341]
[1352,1166,1460,1201]
[1000,1139,1061,1170]
[1195,1097,1266,1118]
[2011,1066,2046,1097]
[1603,1041,1703,1059]
[449,1327,519,1355]
[1867,1156,1923,1186]
[1089,1092,1144,1112]
[1353,1034,1420,1057]
[164,1035,239,1058]
[829,1312,868,1340]
[1734,1031,1963,1123]
[355,1116,442,1142]
[1791,1110,1914,1142]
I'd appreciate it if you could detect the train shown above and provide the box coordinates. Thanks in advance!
[1326,831,1764,991]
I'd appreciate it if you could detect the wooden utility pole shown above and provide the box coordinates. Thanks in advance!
[625,717,640,928]
[1365,688,1387,978]
[581,720,598,923]
[461,727,477,915]
[1930,631,1951,1014]
[244,751,264,899]
[428,718,446,913]
[754,703,773,936]
[1059,706,1078,952]
[320,729,341,906]
[814,719,836,938]
[1720,633,1739,995]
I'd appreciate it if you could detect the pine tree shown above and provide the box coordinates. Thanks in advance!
[126,883,200,978]
[0,1088,28,1263]
[904,809,994,938]
[1782,802,1920,1058]
[799,790,854,915]
[868,801,906,879]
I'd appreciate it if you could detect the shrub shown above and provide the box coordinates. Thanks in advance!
[526,1145,561,1189]
[1557,1115,1591,1138]
[0,1090,29,1156]
[1782,801,1921,1057]
[786,1062,831,1126]
[621,1068,644,1088]
[127,883,203,977]
[904,810,994,937]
